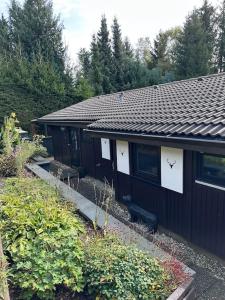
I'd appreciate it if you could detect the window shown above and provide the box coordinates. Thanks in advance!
[133,144,160,183]
[197,153,225,187]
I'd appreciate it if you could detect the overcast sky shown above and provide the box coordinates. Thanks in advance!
[0,0,220,63]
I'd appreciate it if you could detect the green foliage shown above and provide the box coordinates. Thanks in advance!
[218,0,225,72]
[97,16,114,94]
[0,0,81,126]
[15,135,47,176]
[0,113,47,177]
[0,84,78,130]
[84,234,172,300]
[0,177,85,299]
[0,113,20,155]
[79,17,178,95]
[112,17,124,91]
[198,0,217,71]
[74,76,94,100]
[175,10,211,78]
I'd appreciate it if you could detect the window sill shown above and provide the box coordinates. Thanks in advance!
[195,180,225,191]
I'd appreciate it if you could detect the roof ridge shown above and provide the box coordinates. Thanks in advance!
[87,72,225,101]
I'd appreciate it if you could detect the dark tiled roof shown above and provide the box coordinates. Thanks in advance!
[39,73,225,138]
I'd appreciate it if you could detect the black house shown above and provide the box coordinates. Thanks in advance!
[38,73,225,259]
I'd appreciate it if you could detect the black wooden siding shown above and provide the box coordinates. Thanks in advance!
[49,125,225,259]
[116,149,225,259]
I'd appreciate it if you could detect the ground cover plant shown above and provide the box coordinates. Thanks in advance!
[84,234,173,300]
[0,176,182,299]
[0,177,85,299]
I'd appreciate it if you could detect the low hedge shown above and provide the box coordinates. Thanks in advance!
[84,234,172,300]
[0,178,85,299]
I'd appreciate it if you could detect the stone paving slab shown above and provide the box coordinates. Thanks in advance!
[26,162,195,278]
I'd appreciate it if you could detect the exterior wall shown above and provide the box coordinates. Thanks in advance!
[49,125,115,183]
[47,125,225,259]
[115,145,225,259]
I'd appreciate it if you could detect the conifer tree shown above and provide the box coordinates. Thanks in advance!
[78,48,91,79]
[123,37,133,58]
[9,0,65,72]
[90,34,103,95]
[97,16,114,94]
[175,10,210,78]
[0,15,10,57]
[218,0,225,72]
[112,17,124,90]
[198,0,217,70]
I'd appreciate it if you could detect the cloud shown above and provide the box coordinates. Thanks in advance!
[52,0,220,63]
[1,0,221,63]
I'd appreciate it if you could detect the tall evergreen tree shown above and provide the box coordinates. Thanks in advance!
[9,0,65,72]
[218,0,225,72]
[0,15,10,57]
[175,10,210,78]
[78,48,91,78]
[112,17,124,90]
[90,34,103,95]
[97,16,114,94]
[151,31,167,68]
[123,37,133,58]
[198,0,217,70]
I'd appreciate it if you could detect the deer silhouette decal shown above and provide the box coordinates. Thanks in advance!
[167,159,176,169]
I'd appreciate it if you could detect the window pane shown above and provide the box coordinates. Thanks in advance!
[134,144,160,181]
[202,155,225,180]
[198,153,225,186]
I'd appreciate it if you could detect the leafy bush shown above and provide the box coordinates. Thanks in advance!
[0,112,20,155]
[0,113,47,177]
[15,135,47,176]
[84,234,172,300]
[0,178,85,299]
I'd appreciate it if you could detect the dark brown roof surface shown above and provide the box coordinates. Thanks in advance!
[39,73,225,138]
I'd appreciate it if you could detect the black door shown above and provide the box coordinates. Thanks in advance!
[60,127,72,166]
[51,126,71,166]
[94,138,116,185]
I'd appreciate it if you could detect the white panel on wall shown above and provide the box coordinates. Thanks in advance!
[101,138,110,160]
[116,140,130,175]
[161,147,183,194]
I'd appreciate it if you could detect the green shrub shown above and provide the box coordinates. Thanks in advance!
[0,177,85,300]
[15,135,47,176]
[84,234,172,300]
[0,112,20,155]
[0,113,47,177]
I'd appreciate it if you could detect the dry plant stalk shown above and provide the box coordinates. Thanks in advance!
[92,178,114,233]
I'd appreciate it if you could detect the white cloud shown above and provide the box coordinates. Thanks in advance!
[1,0,221,63]
[52,0,220,63]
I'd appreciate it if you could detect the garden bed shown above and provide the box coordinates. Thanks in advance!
[0,173,194,300]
